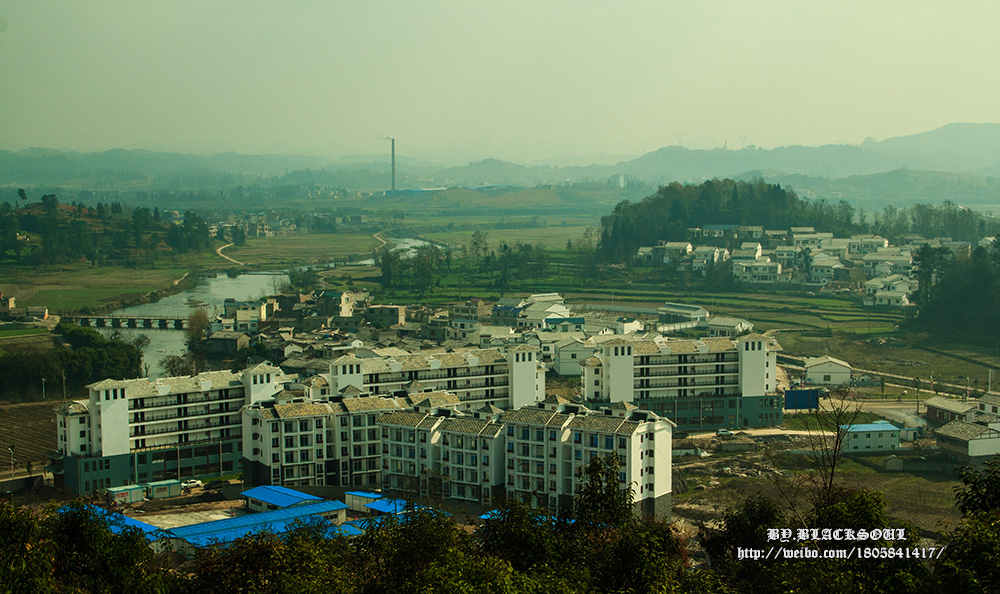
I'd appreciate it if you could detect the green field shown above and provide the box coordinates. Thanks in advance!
[0,265,190,313]
[225,233,382,266]
[0,327,49,338]
[423,225,595,250]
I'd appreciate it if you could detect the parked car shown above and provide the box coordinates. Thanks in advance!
[715,429,734,437]
[181,479,203,489]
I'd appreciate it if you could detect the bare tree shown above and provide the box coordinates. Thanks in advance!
[765,384,864,521]
[807,385,864,507]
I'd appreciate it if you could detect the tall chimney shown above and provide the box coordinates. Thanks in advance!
[391,138,396,192]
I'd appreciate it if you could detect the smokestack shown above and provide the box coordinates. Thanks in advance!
[391,138,396,192]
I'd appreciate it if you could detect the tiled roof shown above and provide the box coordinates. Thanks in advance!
[378,411,429,428]
[408,391,461,408]
[439,417,499,435]
[56,401,89,415]
[87,370,244,397]
[500,407,558,426]
[567,415,630,434]
[925,396,978,415]
[936,420,996,442]
[337,396,407,413]
[274,402,331,418]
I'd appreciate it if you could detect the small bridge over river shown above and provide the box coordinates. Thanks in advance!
[68,315,189,330]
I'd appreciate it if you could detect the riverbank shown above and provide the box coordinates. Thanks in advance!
[0,265,201,315]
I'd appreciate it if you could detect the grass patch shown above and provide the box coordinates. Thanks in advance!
[423,225,595,250]
[0,327,49,338]
[226,233,381,266]
[0,265,190,313]
[782,411,885,431]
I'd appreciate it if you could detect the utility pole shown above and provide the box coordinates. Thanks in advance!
[41,378,46,401]
[8,446,13,479]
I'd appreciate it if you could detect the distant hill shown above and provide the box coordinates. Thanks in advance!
[860,123,1000,173]
[4,124,1000,212]
[760,169,1000,211]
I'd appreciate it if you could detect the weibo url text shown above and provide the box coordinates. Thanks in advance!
[737,546,945,561]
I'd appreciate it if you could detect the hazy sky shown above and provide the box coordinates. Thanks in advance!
[1,1,998,164]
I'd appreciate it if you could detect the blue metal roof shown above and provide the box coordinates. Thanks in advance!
[170,500,348,547]
[240,485,323,508]
[79,505,166,542]
[364,498,411,514]
[345,490,384,499]
[840,422,899,432]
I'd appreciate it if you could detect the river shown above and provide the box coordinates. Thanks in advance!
[105,272,287,378]
[104,236,433,378]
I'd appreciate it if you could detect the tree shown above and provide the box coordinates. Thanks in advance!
[572,452,633,529]
[231,225,246,247]
[470,230,488,265]
[805,386,864,507]
[479,497,557,572]
[954,456,1000,516]
[185,308,210,346]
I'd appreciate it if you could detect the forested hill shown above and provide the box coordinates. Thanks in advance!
[596,179,857,261]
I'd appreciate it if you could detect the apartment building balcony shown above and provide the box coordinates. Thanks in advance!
[128,393,244,411]
[130,418,237,437]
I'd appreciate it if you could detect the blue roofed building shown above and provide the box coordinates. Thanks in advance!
[839,421,900,453]
[241,485,322,512]
[364,497,412,515]
[166,500,349,554]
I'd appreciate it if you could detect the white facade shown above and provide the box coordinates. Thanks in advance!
[315,346,545,411]
[804,356,852,386]
[500,398,673,516]
[839,422,900,453]
[379,407,506,504]
[56,364,285,459]
[581,335,779,403]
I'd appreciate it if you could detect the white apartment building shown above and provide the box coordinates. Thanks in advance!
[307,346,545,411]
[379,406,506,504]
[53,363,287,495]
[580,335,782,430]
[241,390,463,489]
[500,397,673,518]
[378,396,673,518]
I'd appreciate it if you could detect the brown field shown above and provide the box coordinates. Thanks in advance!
[0,401,59,471]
